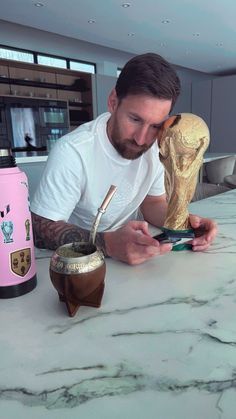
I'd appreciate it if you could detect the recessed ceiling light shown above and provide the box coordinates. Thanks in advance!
[88,19,96,24]
[34,2,44,6]
[122,3,131,7]
[161,19,170,24]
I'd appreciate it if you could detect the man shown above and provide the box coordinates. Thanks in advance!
[31,53,217,265]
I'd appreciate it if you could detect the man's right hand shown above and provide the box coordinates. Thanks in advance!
[104,220,172,265]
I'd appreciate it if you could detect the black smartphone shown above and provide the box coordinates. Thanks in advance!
[153,230,195,244]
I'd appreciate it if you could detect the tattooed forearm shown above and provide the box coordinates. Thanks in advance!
[31,212,108,256]
[32,212,88,249]
[95,231,107,256]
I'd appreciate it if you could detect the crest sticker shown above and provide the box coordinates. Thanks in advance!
[10,248,31,277]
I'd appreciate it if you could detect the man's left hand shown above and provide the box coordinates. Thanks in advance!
[189,214,218,251]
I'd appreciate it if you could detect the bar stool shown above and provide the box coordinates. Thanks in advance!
[205,156,236,185]
[192,183,230,201]
[223,174,236,189]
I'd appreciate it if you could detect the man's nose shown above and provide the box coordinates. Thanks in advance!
[134,126,149,146]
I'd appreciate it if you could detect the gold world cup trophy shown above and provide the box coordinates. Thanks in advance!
[155,113,210,250]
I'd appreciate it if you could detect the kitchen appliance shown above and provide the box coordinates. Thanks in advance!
[0,101,7,131]
[39,102,69,128]
[0,100,8,148]
[0,97,69,152]
[0,149,37,298]
[69,108,90,126]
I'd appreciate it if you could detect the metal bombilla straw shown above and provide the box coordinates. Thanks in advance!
[89,185,117,245]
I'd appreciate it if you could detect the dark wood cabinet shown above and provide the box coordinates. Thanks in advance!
[0,64,10,95]
[0,59,94,129]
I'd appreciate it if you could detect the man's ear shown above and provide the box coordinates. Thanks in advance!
[157,115,179,147]
[107,88,118,113]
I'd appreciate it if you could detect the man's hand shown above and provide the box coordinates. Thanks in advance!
[189,214,218,251]
[104,220,172,265]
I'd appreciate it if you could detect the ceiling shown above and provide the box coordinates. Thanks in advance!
[1,0,236,75]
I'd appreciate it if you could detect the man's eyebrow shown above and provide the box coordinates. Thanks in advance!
[128,112,170,127]
[153,116,170,127]
[129,112,141,119]
[154,121,165,127]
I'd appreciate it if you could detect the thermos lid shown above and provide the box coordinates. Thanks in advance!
[0,148,16,168]
[0,149,12,157]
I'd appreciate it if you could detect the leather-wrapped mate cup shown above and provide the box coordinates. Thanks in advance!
[49,242,106,317]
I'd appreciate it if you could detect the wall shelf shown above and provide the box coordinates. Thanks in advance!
[0,58,94,131]
[68,101,91,107]
[0,76,90,92]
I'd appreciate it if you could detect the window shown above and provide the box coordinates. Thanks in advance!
[37,54,67,69]
[0,47,34,63]
[0,45,96,75]
[70,60,95,74]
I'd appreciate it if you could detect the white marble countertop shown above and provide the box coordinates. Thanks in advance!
[15,151,48,164]
[14,151,236,165]
[1,189,236,419]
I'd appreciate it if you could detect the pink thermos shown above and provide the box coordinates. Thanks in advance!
[0,149,37,298]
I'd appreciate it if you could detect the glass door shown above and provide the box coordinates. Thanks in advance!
[39,102,69,128]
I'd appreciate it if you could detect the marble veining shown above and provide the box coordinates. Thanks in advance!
[0,189,236,419]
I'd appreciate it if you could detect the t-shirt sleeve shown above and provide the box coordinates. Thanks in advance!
[30,140,84,222]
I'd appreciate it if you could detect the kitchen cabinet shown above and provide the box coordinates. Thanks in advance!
[191,76,236,153]
[0,59,94,128]
[0,64,9,78]
[8,65,57,99]
[56,71,93,130]
[191,79,212,131]
[0,64,10,95]
[210,76,236,153]
[172,81,191,114]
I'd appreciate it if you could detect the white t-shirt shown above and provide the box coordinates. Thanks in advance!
[31,112,165,232]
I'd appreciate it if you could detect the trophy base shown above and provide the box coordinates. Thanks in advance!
[0,274,37,298]
[172,242,193,251]
[153,227,195,251]
[168,228,194,251]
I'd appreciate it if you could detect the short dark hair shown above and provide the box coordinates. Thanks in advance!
[115,53,181,111]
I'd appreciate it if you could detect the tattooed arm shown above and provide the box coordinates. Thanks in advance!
[32,211,174,265]
[31,212,107,255]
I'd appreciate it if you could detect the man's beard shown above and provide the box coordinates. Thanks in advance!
[112,138,151,160]
[109,122,154,160]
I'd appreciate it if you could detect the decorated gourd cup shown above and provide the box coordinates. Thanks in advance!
[49,242,106,317]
